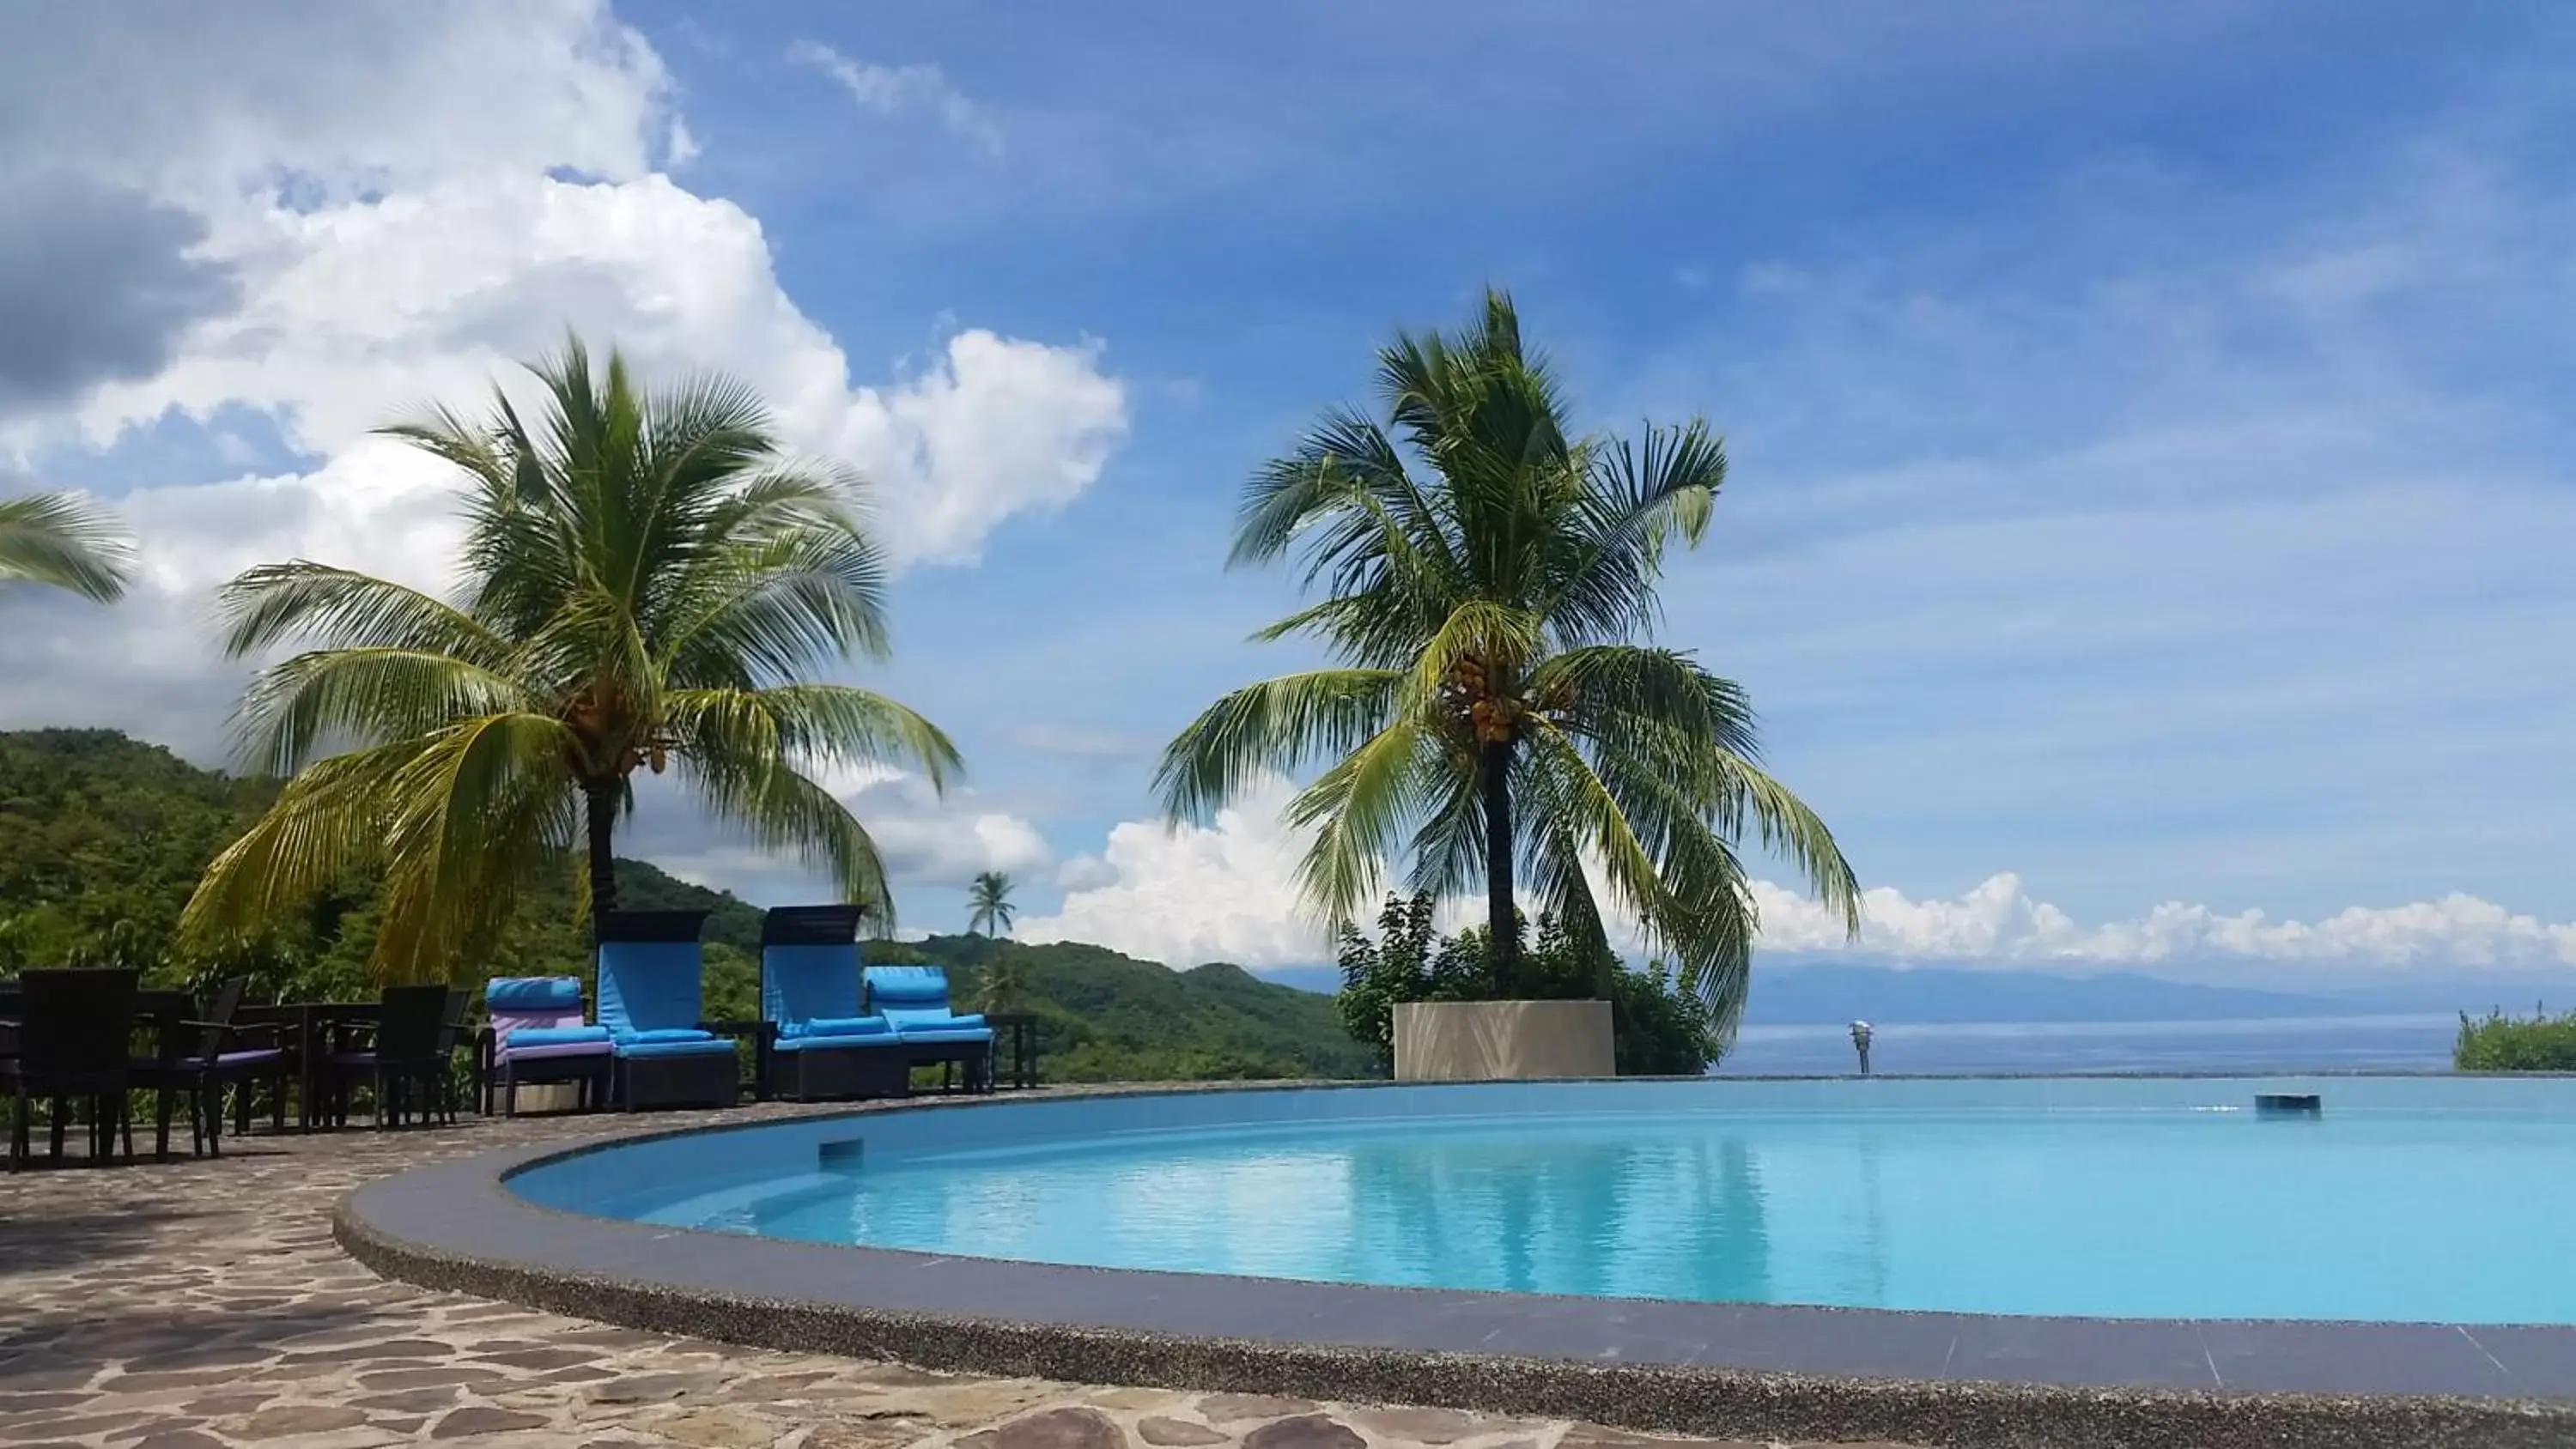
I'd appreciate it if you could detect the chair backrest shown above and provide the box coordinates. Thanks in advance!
[483,976,588,1041]
[190,978,248,1064]
[374,985,453,1064]
[760,906,865,1027]
[595,910,708,1036]
[863,965,962,1027]
[11,969,140,1089]
[434,987,473,1055]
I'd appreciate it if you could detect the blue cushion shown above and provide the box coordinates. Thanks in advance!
[615,1027,714,1046]
[775,1032,907,1053]
[613,1036,737,1059]
[864,965,961,1013]
[781,1015,890,1040]
[598,939,706,1034]
[486,976,583,1012]
[884,1008,987,1033]
[762,941,864,1029]
[507,1025,612,1047]
[891,1024,994,1046]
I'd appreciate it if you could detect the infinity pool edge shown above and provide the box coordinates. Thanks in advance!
[335,1082,2576,1449]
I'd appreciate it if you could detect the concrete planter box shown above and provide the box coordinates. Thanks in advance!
[1393,999,1614,1081]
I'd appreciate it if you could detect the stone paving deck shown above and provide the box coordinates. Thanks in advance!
[0,1107,1912,1449]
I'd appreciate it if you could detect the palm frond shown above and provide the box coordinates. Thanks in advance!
[1155,669,1405,824]
[230,646,532,779]
[216,562,506,663]
[664,683,962,793]
[685,752,896,924]
[1286,712,1443,928]
[0,492,135,602]
[368,712,581,978]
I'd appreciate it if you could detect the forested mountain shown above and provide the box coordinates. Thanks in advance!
[0,729,1370,1082]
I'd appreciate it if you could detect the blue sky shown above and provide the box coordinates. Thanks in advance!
[3,2,2573,982]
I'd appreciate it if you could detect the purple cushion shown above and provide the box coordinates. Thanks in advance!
[216,1049,283,1067]
[499,1040,615,1063]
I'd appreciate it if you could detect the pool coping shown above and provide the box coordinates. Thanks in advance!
[334,1079,2576,1449]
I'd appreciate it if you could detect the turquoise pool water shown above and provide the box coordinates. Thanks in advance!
[511,1078,2576,1325]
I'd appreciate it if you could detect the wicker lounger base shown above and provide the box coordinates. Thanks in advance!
[903,1039,994,1093]
[766,1046,910,1102]
[492,1056,613,1115]
[615,1051,740,1111]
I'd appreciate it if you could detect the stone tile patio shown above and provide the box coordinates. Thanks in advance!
[0,1107,1916,1449]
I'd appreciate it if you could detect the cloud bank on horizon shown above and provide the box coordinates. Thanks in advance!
[3,2,2573,982]
[1016,779,2576,979]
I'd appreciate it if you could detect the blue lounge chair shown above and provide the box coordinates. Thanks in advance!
[596,910,739,1111]
[481,976,613,1115]
[864,964,994,1093]
[759,906,908,1101]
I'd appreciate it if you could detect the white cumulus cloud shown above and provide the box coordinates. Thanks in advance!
[1018,793,2576,978]
[788,40,1003,156]
[1018,778,1339,968]
[0,0,1123,901]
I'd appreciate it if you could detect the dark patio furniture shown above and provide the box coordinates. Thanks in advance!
[3,968,140,1169]
[129,979,283,1159]
[478,977,613,1115]
[598,911,740,1111]
[758,906,908,1101]
[864,964,995,1093]
[242,1003,381,1137]
[317,985,463,1129]
[984,1011,1042,1089]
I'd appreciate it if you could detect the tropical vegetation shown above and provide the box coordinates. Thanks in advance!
[179,337,957,982]
[0,728,1374,1082]
[967,870,1017,937]
[1334,891,1718,1075]
[1157,289,1860,1034]
[2455,1007,2576,1071]
[0,491,134,602]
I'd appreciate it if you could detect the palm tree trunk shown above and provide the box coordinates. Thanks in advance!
[584,780,620,922]
[1480,739,1521,995]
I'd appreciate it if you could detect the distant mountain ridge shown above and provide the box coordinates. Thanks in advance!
[1252,961,2342,1022]
[1736,963,2339,1024]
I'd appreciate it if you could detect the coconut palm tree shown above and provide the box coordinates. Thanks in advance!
[0,492,135,601]
[1157,289,1859,1030]
[182,336,960,981]
[967,870,1017,938]
[975,954,1028,1015]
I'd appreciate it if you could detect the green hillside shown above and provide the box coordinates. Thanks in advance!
[0,728,1367,1083]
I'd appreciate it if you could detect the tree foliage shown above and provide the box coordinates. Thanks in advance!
[967,870,1017,937]
[2455,1007,2576,1071]
[0,491,135,602]
[1334,891,1720,1076]
[1159,289,1857,1036]
[182,336,957,982]
[0,728,1372,1083]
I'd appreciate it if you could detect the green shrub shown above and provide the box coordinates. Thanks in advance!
[1334,893,1719,1076]
[2455,1007,2576,1071]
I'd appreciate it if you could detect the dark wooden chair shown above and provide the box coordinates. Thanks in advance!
[319,985,462,1129]
[2,969,141,1169]
[129,979,285,1157]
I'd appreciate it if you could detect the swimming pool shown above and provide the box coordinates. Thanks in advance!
[508,1076,2576,1326]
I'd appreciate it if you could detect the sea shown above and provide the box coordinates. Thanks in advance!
[1712,1014,2463,1076]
